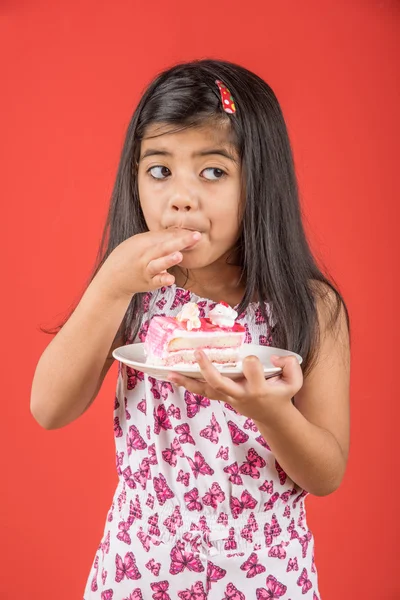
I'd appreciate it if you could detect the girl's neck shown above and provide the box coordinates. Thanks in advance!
[171,263,246,308]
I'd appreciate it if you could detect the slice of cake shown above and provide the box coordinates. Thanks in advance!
[144,301,246,367]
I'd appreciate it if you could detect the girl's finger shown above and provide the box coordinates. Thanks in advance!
[241,355,268,393]
[270,355,303,390]
[194,351,244,398]
[147,251,183,279]
[144,230,201,266]
[167,372,225,401]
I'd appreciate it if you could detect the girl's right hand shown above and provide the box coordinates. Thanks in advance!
[99,228,201,297]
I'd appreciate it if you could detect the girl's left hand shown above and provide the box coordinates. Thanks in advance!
[167,351,304,422]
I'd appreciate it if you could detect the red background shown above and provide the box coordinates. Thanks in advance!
[1,1,398,598]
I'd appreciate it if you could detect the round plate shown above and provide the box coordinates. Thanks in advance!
[113,343,303,381]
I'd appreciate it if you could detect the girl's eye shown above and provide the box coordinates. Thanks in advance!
[147,166,226,181]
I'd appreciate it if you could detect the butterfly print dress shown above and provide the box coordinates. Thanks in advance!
[84,285,321,599]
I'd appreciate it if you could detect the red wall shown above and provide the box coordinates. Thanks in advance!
[1,1,398,598]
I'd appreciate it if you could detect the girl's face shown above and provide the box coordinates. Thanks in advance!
[137,122,242,273]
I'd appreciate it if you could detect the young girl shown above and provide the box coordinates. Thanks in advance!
[31,59,350,599]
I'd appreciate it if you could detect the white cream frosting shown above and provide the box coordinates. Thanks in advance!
[176,302,201,331]
[208,302,238,328]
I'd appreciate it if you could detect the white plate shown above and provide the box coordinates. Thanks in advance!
[113,343,303,381]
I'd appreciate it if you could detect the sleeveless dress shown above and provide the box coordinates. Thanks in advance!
[83,285,321,600]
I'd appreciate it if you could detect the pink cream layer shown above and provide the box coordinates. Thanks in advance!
[144,316,245,360]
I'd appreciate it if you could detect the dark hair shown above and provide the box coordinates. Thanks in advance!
[46,58,350,377]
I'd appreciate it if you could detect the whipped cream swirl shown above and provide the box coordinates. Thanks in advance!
[209,302,238,328]
[176,302,201,331]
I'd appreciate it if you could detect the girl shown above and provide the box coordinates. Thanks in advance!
[31,59,350,599]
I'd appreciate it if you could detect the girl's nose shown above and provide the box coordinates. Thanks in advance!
[169,194,199,212]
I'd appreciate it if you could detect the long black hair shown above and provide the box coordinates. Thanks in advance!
[47,58,350,377]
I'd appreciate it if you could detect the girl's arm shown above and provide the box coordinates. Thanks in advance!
[169,285,350,497]
[31,228,202,430]
[30,273,130,430]
[255,290,350,496]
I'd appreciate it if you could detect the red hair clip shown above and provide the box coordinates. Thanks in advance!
[215,80,236,114]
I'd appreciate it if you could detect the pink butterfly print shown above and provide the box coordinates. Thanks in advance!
[127,368,145,390]
[264,514,282,547]
[224,402,238,414]
[313,594,320,600]
[153,404,173,434]
[127,425,147,454]
[122,467,137,490]
[137,398,146,414]
[240,448,266,479]
[264,492,280,511]
[280,488,296,503]
[117,519,132,545]
[167,404,181,420]
[146,494,155,510]
[175,423,195,445]
[206,561,226,592]
[275,460,287,485]
[147,513,160,537]
[100,531,110,555]
[187,451,214,478]
[216,446,229,460]
[230,490,258,519]
[200,413,222,444]
[145,558,161,576]
[184,487,203,512]
[202,482,226,509]
[240,552,266,578]
[178,580,207,600]
[196,300,208,318]
[287,518,297,539]
[101,591,113,600]
[259,334,272,346]
[124,397,131,420]
[146,424,150,439]
[222,583,246,600]
[243,418,258,431]
[286,557,299,572]
[259,480,274,494]
[116,451,124,476]
[241,512,258,542]
[114,396,120,410]
[255,306,266,324]
[151,580,171,600]
[169,540,205,575]
[107,503,114,522]
[164,506,184,535]
[297,568,313,594]
[153,473,174,505]
[217,512,228,526]
[147,443,158,465]
[184,391,210,418]
[156,297,167,311]
[171,288,192,309]
[223,583,246,600]
[223,461,244,485]
[283,506,291,518]
[137,527,151,552]
[115,552,141,582]
[297,531,312,558]
[255,435,271,451]
[177,469,190,486]
[123,591,143,600]
[101,568,107,585]
[224,527,237,550]
[142,291,152,313]
[268,541,288,560]
[138,320,150,342]
[227,421,249,445]
[114,417,123,438]
[162,438,184,467]
[128,496,143,524]
[91,555,99,591]
[311,551,316,574]
[244,324,252,344]
[293,489,308,508]
[182,531,202,554]
[256,575,287,599]
[134,457,151,489]
[152,377,175,401]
